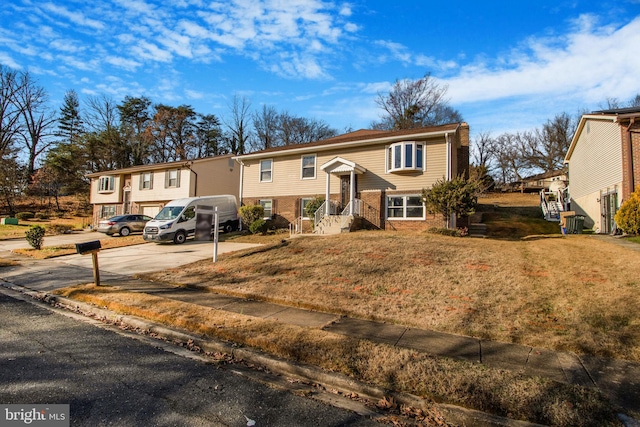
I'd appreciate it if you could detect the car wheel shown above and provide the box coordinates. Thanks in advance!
[223,222,233,233]
[173,230,186,244]
[119,227,130,237]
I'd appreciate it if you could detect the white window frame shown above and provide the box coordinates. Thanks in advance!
[100,205,116,218]
[260,159,273,182]
[301,198,313,219]
[97,176,115,193]
[140,172,153,190]
[165,168,180,188]
[386,194,425,220]
[301,154,316,180]
[259,199,272,219]
[386,141,425,173]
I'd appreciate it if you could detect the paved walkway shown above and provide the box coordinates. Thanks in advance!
[1,247,640,422]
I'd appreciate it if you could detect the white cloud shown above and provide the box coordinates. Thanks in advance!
[105,56,141,71]
[446,15,640,106]
[0,52,21,69]
[40,2,106,31]
[132,41,173,62]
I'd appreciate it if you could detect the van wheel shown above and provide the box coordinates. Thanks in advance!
[223,222,233,233]
[173,231,186,244]
[119,227,130,237]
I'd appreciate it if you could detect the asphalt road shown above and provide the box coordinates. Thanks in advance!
[0,291,379,427]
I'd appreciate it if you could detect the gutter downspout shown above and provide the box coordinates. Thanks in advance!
[626,118,636,196]
[444,132,455,229]
[184,161,197,197]
[237,159,245,206]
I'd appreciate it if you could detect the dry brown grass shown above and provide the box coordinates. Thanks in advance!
[144,232,640,362]
[13,235,146,259]
[53,284,617,426]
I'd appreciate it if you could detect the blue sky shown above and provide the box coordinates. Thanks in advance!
[2,0,640,142]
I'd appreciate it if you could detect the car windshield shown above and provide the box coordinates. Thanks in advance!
[154,206,184,220]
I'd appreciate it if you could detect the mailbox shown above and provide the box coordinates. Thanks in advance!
[75,240,101,255]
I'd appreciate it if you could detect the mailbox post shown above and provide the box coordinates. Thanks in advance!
[75,240,102,286]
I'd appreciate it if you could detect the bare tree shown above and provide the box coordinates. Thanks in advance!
[493,133,528,184]
[471,131,495,168]
[252,105,279,151]
[0,66,25,157]
[522,113,575,172]
[13,72,58,178]
[223,95,252,155]
[372,73,462,130]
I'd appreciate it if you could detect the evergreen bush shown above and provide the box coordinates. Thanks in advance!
[25,225,46,250]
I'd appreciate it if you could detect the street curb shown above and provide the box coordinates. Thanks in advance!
[1,281,545,427]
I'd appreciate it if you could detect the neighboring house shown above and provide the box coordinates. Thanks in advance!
[513,170,567,193]
[88,155,240,227]
[233,123,470,233]
[564,107,640,233]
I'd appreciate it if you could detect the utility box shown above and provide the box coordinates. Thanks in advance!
[75,240,102,254]
[1,217,18,225]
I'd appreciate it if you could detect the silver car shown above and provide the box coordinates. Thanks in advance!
[97,214,153,236]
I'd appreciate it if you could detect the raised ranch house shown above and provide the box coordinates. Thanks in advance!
[564,107,640,233]
[233,123,470,234]
[88,155,240,227]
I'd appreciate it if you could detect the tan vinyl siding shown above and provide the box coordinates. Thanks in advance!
[90,175,122,204]
[242,138,448,198]
[569,119,623,199]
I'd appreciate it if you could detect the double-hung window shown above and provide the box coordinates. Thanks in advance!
[259,199,272,219]
[301,154,316,179]
[387,195,424,219]
[387,142,424,173]
[301,198,313,218]
[260,159,272,182]
[140,172,153,190]
[98,176,114,193]
[165,169,180,188]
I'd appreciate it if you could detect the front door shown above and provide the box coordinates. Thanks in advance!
[340,176,349,209]
[601,192,618,234]
[123,190,131,214]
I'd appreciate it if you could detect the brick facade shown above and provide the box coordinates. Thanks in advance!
[245,189,447,233]
[620,119,640,199]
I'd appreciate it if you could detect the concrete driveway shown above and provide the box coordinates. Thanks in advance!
[54,239,259,275]
[0,231,261,275]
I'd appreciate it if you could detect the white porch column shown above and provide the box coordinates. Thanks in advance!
[349,170,355,214]
[325,171,331,214]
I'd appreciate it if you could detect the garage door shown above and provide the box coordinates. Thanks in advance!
[141,205,161,218]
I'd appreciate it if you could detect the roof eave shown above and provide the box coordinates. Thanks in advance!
[233,126,459,161]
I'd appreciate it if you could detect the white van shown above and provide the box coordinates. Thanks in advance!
[143,195,239,244]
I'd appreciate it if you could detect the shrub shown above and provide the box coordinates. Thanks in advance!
[16,212,35,220]
[48,224,73,235]
[422,176,479,228]
[304,196,325,219]
[615,189,640,234]
[249,219,267,235]
[239,205,264,229]
[35,212,50,220]
[427,227,468,237]
[25,225,46,250]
